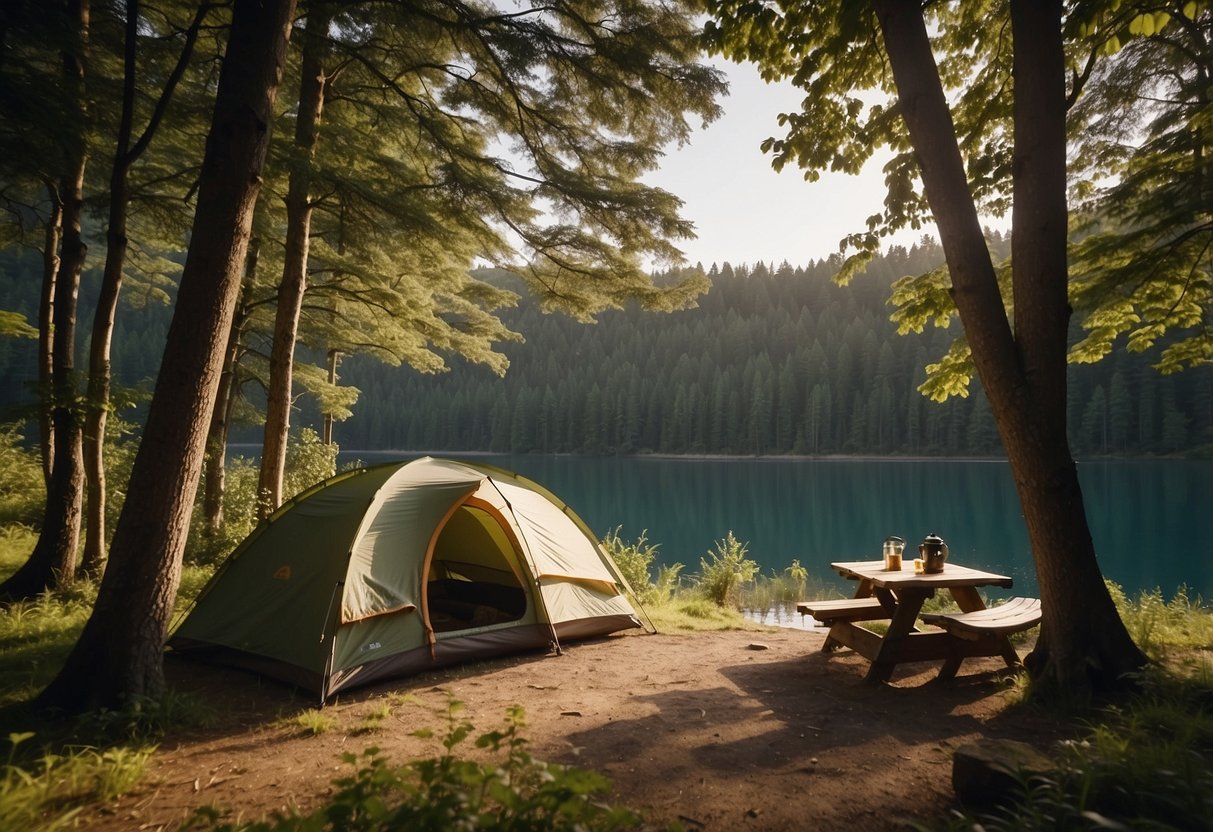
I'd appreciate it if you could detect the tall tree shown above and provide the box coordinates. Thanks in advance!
[0,0,90,602]
[703,0,1147,697]
[81,0,213,573]
[257,2,331,517]
[251,0,725,515]
[40,0,297,711]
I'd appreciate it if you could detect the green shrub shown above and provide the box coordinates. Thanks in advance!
[187,700,645,831]
[602,527,684,606]
[0,426,44,526]
[1107,581,1213,658]
[697,531,758,607]
[925,653,1213,831]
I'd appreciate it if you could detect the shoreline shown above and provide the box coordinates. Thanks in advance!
[225,441,1209,463]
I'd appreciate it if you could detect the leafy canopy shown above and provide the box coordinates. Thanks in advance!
[702,0,1212,397]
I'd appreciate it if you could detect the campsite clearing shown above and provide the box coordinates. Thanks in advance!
[80,627,1069,831]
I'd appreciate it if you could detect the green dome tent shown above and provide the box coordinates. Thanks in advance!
[168,457,641,701]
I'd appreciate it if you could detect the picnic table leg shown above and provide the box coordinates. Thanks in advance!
[866,588,931,684]
[949,586,985,613]
[936,654,964,681]
[821,579,878,653]
[998,639,1022,668]
[822,623,846,652]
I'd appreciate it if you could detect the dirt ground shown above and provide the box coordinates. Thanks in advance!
[82,626,1072,832]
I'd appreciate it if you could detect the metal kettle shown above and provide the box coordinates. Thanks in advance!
[919,533,949,574]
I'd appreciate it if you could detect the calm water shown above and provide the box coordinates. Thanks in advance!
[336,453,1213,601]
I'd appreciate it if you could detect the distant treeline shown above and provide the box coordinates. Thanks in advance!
[2,237,1211,457]
[334,237,1212,457]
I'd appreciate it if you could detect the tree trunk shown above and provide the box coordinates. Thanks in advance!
[38,0,296,712]
[3,166,87,601]
[81,0,209,575]
[81,0,138,576]
[203,246,256,540]
[872,0,1145,699]
[37,178,62,487]
[1005,0,1145,694]
[258,4,331,518]
[202,326,239,539]
[322,348,340,445]
[0,0,90,603]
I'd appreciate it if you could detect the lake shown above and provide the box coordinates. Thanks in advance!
[335,452,1213,602]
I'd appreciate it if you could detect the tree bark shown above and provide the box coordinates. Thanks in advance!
[1005,0,1146,694]
[322,348,340,445]
[81,0,210,576]
[37,178,62,487]
[0,0,90,603]
[258,3,331,518]
[80,0,138,576]
[203,244,257,540]
[38,0,297,712]
[871,0,1145,699]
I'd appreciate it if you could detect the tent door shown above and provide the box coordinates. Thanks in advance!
[424,500,530,634]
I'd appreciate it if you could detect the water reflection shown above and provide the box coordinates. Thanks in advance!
[339,452,1213,600]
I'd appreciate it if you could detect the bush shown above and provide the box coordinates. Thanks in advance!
[1107,581,1213,658]
[602,527,683,606]
[697,531,758,608]
[0,426,44,526]
[186,699,645,831]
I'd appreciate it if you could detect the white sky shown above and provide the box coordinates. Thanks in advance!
[646,58,938,270]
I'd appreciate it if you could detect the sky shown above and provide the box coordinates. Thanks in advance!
[645,58,937,271]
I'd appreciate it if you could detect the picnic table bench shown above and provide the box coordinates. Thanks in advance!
[795,596,889,623]
[919,596,1041,679]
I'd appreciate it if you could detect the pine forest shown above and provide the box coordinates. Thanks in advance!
[3,236,1210,459]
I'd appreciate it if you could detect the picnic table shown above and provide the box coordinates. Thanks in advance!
[796,560,1037,683]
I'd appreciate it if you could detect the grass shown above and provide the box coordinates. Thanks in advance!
[0,528,97,707]
[645,597,765,631]
[284,708,339,736]
[1,734,155,832]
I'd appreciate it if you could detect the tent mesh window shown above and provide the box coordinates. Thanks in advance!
[428,561,527,632]
[426,503,530,633]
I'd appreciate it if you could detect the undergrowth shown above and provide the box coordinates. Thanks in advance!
[185,699,650,831]
[0,732,155,832]
[928,658,1213,832]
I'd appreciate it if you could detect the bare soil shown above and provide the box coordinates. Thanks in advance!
[83,627,1072,832]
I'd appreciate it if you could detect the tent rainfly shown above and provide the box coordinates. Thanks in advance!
[168,457,642,700]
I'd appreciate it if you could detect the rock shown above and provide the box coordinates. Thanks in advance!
[746,642,770,651]
[952,739,1054,810]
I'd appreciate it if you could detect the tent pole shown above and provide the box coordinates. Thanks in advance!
[318,581,343,706]
[628,592,659,635]
[489,479,564,656]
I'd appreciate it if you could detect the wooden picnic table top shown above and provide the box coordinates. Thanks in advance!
[831,560,1013,590]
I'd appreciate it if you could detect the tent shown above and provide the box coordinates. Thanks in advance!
[168,457,642,700]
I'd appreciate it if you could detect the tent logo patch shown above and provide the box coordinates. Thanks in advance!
[273,565,292,580]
